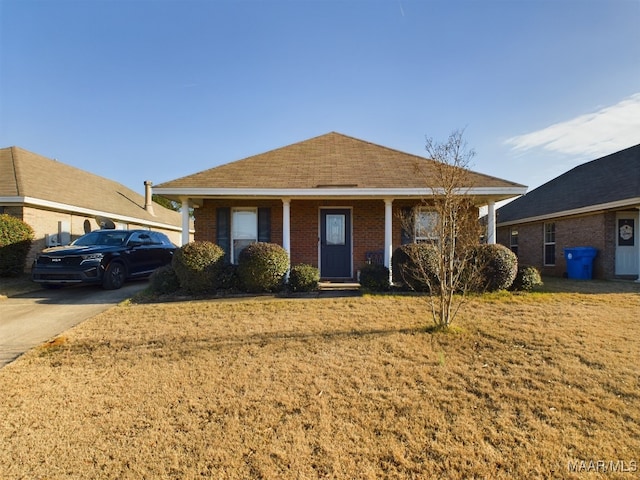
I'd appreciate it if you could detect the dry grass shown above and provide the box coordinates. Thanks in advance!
[0,279,639,479]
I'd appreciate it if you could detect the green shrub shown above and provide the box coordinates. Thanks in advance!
[218,263,241,291]
[470,244,518,292]
[288,264,320,292]
[149,265,180,294]
[237,242,289,293]
[359,263,390,292]
[392,243,439,292]
[172,241,225,294]
[0,214,34,277]
[510,264,543,291]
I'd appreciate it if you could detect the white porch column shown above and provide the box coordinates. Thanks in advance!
[487,200,496,245]
[384,199,393,283]
[180,197,191,246]
[636,207,640,283]
[282,198,291,275]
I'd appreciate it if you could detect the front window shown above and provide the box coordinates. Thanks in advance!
[544,223,556,266]
[415,209,439,243]
[232,208,258,263]
[510,228,519,255]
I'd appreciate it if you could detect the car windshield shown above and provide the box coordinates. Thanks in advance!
[72,231,129,247]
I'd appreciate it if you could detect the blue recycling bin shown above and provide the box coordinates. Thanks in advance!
[564,247,598,280]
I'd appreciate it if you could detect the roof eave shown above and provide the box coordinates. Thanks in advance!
[153,186,527,202]
[0,196,187,232]
[497,197,640,227]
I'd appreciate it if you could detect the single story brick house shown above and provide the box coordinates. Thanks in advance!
[1,146,189,270]
[154,132,526,280]
[496,144,640,280]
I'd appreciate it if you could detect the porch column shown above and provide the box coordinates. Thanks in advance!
[180,197,190,246]
[487,200,496,244]
[636,207,640,283]
[384,199,393,284]
[282,198,291,276]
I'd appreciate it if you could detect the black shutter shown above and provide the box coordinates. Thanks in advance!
[258,207,271,243]
[400,207,413,245]
[216,207,231,263]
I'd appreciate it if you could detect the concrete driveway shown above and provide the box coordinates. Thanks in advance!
[0,281,148,368]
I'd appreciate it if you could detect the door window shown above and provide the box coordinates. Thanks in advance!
[325,214,346,245]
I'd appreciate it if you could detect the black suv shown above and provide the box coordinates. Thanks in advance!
[32,229,176,289]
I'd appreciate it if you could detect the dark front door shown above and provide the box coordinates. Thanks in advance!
[320,209,352,278]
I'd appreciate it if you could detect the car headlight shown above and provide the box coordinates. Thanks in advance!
[80,253,104,263]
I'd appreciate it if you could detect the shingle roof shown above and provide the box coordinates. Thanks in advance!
[0,146,182,228]
[497,144,640,224]
[156,132,525,191]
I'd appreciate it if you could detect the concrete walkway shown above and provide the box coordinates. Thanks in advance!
[0,281,147,368]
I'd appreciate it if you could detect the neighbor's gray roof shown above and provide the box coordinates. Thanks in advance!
[497,143,640,224]
[156,132,525,192]
[0,146,182,228]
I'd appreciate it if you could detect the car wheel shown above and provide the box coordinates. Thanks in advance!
[103,262,126,290]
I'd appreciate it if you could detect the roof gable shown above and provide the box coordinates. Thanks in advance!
[497,144,640,224]
[0,146,182,227]
[157,132,525,191]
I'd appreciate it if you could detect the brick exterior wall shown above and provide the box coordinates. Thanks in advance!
[195,199,476,280]
[497,211,619,279]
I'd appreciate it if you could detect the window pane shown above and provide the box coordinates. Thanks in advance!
[545,244,556,265]
[233,239,255,264]
[416,210,438,240]
[232,209,257,263]
[545,223,555,243]
[233,210,257,239]
[326,214,345,245]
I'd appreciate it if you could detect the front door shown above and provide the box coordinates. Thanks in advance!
[615,212,639,276]
[320,209,352,278]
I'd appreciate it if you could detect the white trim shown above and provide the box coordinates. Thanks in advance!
[282,198,291,280]
[384,199,393,284]
[153,186,526,200]
[497,197,640,227]
[1,195,185,232]
[181,198,191,246]
[487,200,496,244]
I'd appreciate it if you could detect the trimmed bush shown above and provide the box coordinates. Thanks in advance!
[470,244,518,292]
[392,243,439,292]
[149,265,180,295]
[237,242,289,293]
[0,214,34,277]
[510,264,543,291]
[218,263,241,291]
[172,241,225,294]
[359,263,390,292]
[288,264,320,292]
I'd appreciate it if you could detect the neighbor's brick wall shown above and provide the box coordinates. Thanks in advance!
[498,212,615,279]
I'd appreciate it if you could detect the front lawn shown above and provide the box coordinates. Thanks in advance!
[0,280,638,478]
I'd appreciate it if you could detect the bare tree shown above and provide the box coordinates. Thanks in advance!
[397,129,483,330]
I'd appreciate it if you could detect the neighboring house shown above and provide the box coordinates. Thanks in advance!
[496,144,640,280]
[154,132,526,280]
[0,146,189,270]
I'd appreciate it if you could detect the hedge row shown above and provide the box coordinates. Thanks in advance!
[150,240,541,296]
[149,241,319,295]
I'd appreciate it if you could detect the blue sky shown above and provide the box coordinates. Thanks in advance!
[1,0,639,197]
